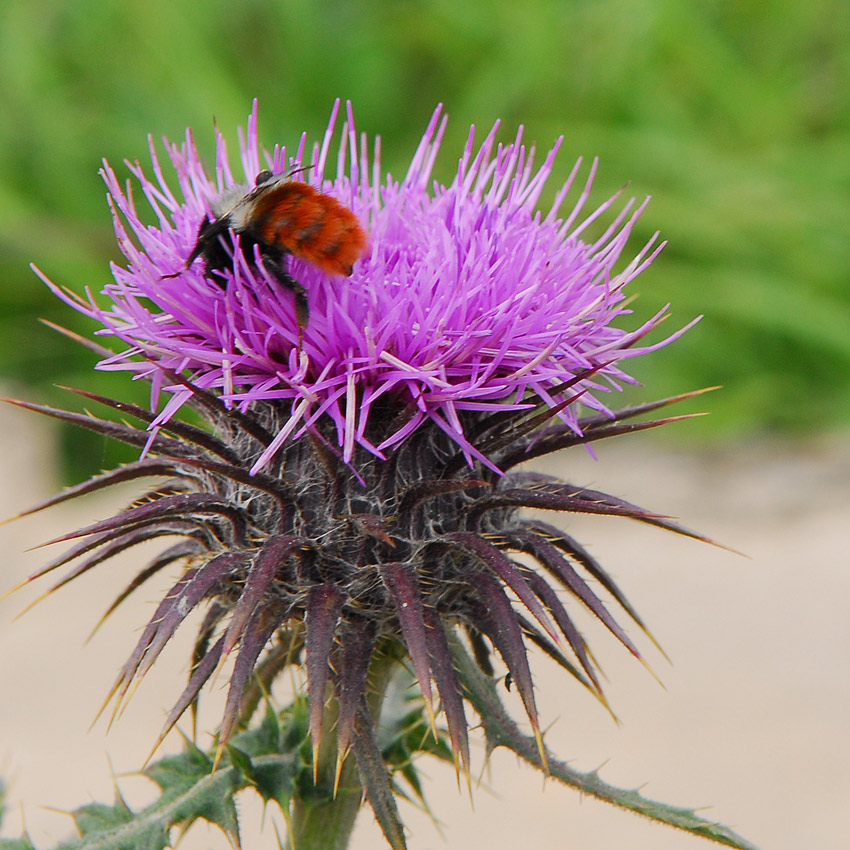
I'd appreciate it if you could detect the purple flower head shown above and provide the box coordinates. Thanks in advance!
[39,100,689,472]
[11,100,755,850]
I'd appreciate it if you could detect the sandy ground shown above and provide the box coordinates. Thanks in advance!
[1,396,848,850]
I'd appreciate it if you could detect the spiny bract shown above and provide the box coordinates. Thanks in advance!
[15,101,706,846]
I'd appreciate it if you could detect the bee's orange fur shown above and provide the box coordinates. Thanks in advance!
[252,183,367,276]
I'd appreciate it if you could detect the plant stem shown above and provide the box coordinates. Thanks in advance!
[287,649,399,850]
[289,757,363,850]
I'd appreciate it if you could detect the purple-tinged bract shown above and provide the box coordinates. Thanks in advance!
[18,102,709,850]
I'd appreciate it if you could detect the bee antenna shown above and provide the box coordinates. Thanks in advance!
[285,163,313,180]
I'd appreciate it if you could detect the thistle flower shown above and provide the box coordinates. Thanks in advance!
[12,102,717,849]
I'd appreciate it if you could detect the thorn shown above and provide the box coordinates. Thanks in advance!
[0,511,24,528]
[593,688,620,725]
[208,648,231,692]
[279,798,295,847]
[639,623,672,665]
[585,645,608,682]
[271,818,287,850]
[456,749,473,801]
[689,384,722,397]
[142,732,167,770]
[40,805,74,818]
[85,609,113,645]
[106,753,128,808]
[89,676,122,732]
[10,586,55,620]
[423,695,439,744]
[448,742,462,790]
[637,653,666,690]
[473,752,489,792]
[109,673,145,730]
[332,748,347,797]
[592,757,611,776]
[0,576,34,604]
[212,740,226,773]
[532,724,549,775]
[19,803,32,841]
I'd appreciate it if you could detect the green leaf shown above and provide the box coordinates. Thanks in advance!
[229,705,297,809]
[142,742,212,794]
[0,728,300,850]
[451,633,762,850]
[72,800,167,850]
[376,668,455,806]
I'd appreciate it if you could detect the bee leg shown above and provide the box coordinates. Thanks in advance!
[260,253,310,330]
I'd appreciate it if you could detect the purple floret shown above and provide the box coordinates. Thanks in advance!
[36,100,692,471]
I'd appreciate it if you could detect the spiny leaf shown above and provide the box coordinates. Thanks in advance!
[463,572,540,737]
[466,484,665,524]
[219,600,292,747]
[445,531,561,646]
[499,386,719,469]
[151,365,276,448]
[502,412,707,468]
[0,398,189,456]
[475,381,591,458]
[352,702,408,850]
[304,584,343,768]
[456,368,601,463]
[334,617,376,778]
[158,453,296,505]
[451,635,761,850]
[507,528,643,659]
[58,386,242,463]
[152,635,225,755]
[379,562,436,726]
[5,459,179,522]
[517,617,600,699]
[72,799,168,850]
[576,386,719,431]
[39,493,248,549]
[515,570,600,692]
[6,526,191,616]
[0,742,277,850]
[397,478,489,514]
[134,552,247,682]
[92,539,204,638]
[105,553,245,723]
[223,536,302,659]
[231,705,297,808]
[33,527,186,602]
[525,519,664,654]
[421,606,470,775]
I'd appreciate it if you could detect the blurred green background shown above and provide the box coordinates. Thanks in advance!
[1,0,848,480]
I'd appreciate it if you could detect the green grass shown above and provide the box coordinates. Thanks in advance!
[2,0,848,477]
